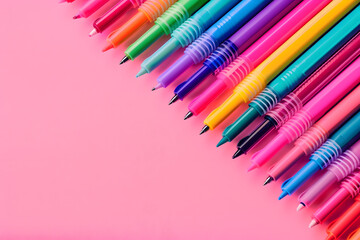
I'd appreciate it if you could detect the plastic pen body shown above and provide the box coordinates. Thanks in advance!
[202,0,359,132]
[139,0,241,75]
[104,0,178,50]
[348,228,360,240]
[155,0,271,89]
[187,0,332,117]
[232,31,360,151]
[74,0,110,19]
[172,0,300,101]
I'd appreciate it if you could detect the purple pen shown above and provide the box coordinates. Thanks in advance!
[297,139,360,211]
[170,0,301,105]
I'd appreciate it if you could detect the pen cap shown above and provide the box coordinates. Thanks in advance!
[139,0,177,22]
[347,228,360,240]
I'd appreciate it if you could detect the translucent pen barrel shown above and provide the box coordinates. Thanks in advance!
[105,0,177,48]
[75,0,110,19]
[299,140,360,207]
[348,228,360,240]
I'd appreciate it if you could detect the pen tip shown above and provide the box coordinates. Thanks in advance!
[297,203,305,212]
[120,56,129,65]
[309,219,318,229]
[152,83,162,92]
[200,125,210,135]
[247,163,257,172]
[168,95,179,105]
[216,137,228,147]
[89,29,98,37]
[184,111,193,120]
[102,44,113,52]
[232,149,243,159]
[73,14,81,19]
[136,68,147,78]
[278,191,288,200]
[263,176,274,186]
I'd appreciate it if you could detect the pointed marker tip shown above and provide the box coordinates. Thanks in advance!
[278,191,288,200]
[151,88,156,91]
[216,138,228,147]
[200,125,210,135]
[247,163,257,172]
[309,219,318,229]
[89,29,98,37]
[168,95,179,105]
[184,112,193,120]
[297,203,305,212]
[136,68,147,78]
[263,177,273,186]
[102,44,113,52]
[232,149,243,159]
[73,14,81,19]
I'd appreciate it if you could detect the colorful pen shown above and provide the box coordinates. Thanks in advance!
[136,0,241,76]
[297,139,360,210]
[227,8,360,153]
[232,31,360,153]
[249,58,360,172]
[325,195,360,240]
[103,0,178,51]
[186,0,331,119]
[168,0,301,104]
[200,0,360,135]
[265,83,360,186]
[279,111,360,200]
[153,0,271,89]
[60,0,75,3]
[120,0,210,63]
[310,168,360,228]
[73,0,110,19]
[89,0,146,37]
[347,228,360,240]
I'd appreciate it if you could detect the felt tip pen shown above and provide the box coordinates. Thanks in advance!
[186,0,331,119]
[248,56,360,171]
[89,0,146,37]
[103,0,178,51]
[325,195,360,240]
[347,228,360,240]
[297,139,360,211]
[136,0,241,76]
[310,168,360,229]
[200,0,359,135]
[60,0,75,3]
[153,0,271,90]
[265,83,360,186]
[120,0,209,63]
[227,7,360,153]
[279,111,360,200]
[73,0,110,19]
[168,0,301,103]
[233,31,360,154]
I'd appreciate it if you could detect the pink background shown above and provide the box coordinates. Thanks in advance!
[0,1,357,239]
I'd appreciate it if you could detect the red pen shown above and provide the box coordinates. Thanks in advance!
[89,0,145,37]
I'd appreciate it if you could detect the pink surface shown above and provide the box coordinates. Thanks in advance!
[0,1,354,239]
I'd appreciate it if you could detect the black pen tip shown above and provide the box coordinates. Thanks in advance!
[200,125,210,135]
[120,56,129,65]
[168,95,179,105]
[184,111,193,120]
[263,176,274,186]
[232,149,243,159]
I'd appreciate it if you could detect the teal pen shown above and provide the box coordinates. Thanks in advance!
[222,4,360,151]
[137,0,241,77]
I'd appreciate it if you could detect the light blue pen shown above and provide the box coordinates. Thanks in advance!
[137,0,242,77]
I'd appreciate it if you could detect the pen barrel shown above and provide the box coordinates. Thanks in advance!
[233,70,267,103]
[294,124,328,155]
[79,0,110,18]
[139,0,177,22]
[130,0,145,7]
[266,93,303,128]
[204,40,239,74]
[279,109,313,143]
[310,139,342,169]
[184,33,217,65]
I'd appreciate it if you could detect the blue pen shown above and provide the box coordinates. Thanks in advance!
[279,110,360,200]
[136,0,242,77]
[153,0,271,92]
[171,0,302,103]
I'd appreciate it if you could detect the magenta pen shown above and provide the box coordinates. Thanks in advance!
[74,0,111,19]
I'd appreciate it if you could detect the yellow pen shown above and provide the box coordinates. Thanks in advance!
[200,0,360,134]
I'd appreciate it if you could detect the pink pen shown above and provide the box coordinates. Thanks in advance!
[297,139,360,211]
[310,168,360,228]
[60,0,75,3]
[249,57,360,171]
[265,85,360,185]
[89,0,145,37]
[187,0,331,117]
[73,0,110,19]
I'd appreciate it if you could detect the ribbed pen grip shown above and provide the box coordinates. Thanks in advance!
[140,0,177,22]
[250,88,278,116]
[172,17,204,47]
[130,0,145,8]
[294,124,328,155]
[232,71,267,103]
[204,40,239,74]
[156,2,190,35]
[310,139,342,169]
[184,33,217,64]
[279,109,313,142]
[266,93,303,128]
[341,168,360,198]
[218,56,252,88]
[328,150,360,181]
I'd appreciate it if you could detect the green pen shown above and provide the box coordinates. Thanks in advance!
[120,0,209,64]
